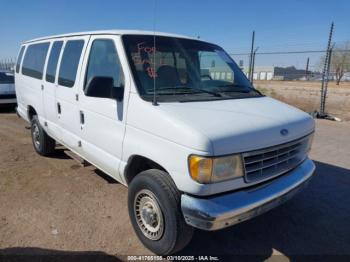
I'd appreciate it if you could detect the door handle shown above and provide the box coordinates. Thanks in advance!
[80,110,85,125]
[57,103,61,114]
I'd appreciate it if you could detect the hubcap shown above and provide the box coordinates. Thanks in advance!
[32,124,40,148]
[134,189,164,240]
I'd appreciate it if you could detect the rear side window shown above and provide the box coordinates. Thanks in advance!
[22,43,50,79]
[16,46,26,73]
[46,41,63,83]
[58,40,84,87]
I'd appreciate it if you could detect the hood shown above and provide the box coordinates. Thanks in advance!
[158,97,315,155]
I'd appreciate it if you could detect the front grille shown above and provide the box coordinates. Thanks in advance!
[243,134,312,183]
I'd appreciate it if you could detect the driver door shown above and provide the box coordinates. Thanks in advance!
[78,35,127,181]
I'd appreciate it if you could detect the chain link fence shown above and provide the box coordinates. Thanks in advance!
[229,47,350,120]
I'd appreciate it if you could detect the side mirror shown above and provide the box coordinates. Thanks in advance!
[111,84,124,102]
[85,76,124,101]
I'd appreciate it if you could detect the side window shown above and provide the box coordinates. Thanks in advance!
[22,43,50,79]
[85,39,124,89]
[58,40,84,88]
[46,41,63,83]
[16,46,26,73]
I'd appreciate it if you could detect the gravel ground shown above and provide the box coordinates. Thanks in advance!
[0,108,349,261]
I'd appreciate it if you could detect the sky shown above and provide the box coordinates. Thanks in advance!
[1,0,349,69]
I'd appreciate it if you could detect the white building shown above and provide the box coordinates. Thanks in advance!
[243,66,275,80]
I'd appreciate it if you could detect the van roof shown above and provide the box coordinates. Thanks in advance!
[23,30,197,44]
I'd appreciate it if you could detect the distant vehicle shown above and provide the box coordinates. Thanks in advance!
[15,30,315,255]
[0,70,16,105]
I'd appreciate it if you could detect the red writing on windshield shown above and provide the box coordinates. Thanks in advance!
[146,67,157,78]
[137,42,156,54]
[132,42,158,78]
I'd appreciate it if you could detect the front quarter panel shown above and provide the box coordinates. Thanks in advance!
[120,93,215,195]
[121,123,212,194]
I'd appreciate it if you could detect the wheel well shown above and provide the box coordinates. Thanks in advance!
[124,155,167,185]
[27,106,37,121]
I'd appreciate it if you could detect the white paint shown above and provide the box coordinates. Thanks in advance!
[15,30,315,196]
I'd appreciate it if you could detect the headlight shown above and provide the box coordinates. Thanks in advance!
[188,154,244,184]
[306,133,314,153]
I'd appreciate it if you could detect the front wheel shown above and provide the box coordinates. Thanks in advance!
[128,169,193,255]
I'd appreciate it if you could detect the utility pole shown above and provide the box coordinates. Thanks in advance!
[248,31,255,82]
[322,44,334,114]
[320,22,334,116]
[305,57,310,80]
[251,47,259,84]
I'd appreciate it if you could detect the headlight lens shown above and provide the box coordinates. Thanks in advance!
[306,133,314,153]
[189,154,244,184]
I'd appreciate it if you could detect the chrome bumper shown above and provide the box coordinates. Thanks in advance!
[181,158,315,231]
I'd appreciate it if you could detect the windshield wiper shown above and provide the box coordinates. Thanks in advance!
[220,89,251,93]
[157,86,222,97]
[217,84,262,95]
[217,83,250,89]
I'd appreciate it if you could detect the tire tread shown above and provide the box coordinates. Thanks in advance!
[128,169,193,255]
[147,169,193,254]
[31,115,56,156]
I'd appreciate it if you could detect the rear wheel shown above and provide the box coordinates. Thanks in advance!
[128,169,193,255]
[31,115,56,156]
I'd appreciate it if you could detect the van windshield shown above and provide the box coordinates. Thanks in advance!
[123,35,262,102]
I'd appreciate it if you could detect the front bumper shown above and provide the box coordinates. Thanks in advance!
[181,158,315,231]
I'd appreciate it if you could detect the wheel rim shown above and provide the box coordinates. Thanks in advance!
[32,123,40,148]
[134,189,164,240]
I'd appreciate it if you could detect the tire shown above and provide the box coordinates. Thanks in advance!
[30,115,56,156]
[128,169,193,255]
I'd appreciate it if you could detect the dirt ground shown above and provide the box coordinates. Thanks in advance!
[255,81,350,121]
[0,107,350,261]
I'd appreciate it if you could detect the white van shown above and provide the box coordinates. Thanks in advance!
[0,70,16,105]
[15,30,315,255]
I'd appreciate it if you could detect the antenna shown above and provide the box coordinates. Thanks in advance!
[152,0,158,106]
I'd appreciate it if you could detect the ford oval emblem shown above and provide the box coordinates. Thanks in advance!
[280,129,289,136]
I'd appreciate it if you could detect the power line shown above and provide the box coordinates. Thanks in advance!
[229,49,350,56]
